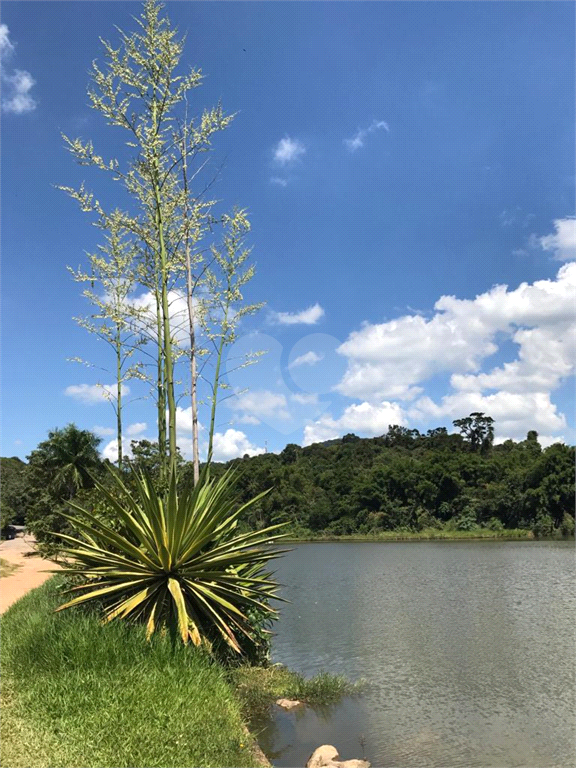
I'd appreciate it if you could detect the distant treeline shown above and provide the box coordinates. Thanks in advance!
[1,414,574,545]
[202,416,575,539]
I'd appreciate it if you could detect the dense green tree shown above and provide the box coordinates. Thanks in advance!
[453,412,495,453]
[27,425,102,500]
[280,443,302,465]
[129,439,183,484]
[25,425,103,548]
[525,443,574,526]
[383,425,421,449]
[0,457,31,534]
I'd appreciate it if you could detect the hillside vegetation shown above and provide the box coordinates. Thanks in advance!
[202,422,575,539]
[3,416,575,544]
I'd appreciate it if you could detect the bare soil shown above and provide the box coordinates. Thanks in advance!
[0,535,59,614]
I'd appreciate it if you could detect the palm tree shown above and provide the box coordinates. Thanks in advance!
[33,424,102,499]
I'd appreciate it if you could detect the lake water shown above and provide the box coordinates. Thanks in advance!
[258,540,575,768]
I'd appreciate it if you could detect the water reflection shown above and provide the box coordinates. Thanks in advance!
[263,541,575,768]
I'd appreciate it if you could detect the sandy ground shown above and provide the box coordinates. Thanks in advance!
[0,535,60,614]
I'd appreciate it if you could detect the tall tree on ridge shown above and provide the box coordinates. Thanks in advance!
[453,412,495,453]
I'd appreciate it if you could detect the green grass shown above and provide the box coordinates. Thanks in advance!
[286,527,535,543]
[0,558,20,578]
[1,578,265,768]
[232,664,364,720]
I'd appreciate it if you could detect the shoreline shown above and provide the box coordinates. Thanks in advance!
[283,529,563,544]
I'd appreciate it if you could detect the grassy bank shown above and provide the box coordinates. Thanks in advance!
[0,578,265,768]
[286,528,536,543]
[232,665,363,719]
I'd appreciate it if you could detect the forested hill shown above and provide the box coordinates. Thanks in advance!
[201,421,575,538]
[2,416,574,543]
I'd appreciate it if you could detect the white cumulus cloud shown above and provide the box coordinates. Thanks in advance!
[332,257,574,445]
[344,120,389,152]
[272,303,325,325]
[212,429,265,461]
[0,24,14,56]
[0,25,37,114]
[172,409,263,461]
[2,69,36,114]
[102,437,135,463]
[304,400,406,446]
[65,383,130,405]
[175,406,198,435]
[288,351,324,369]
[535,217,576,261]
[93,425,116,437]
[273,136,306,165]
[226,389,290,421]
[450,323,574,395]
[126,422,147,437]
[234,414,261,425]
[336,262,576,403]
[291,392,320,406]
[410,391,566,445]
[127,289,194,346]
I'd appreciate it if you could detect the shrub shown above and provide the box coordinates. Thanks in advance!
[56,465,288,655]
[531,512,555,538]
[416,510,443,531]
[445,511,478,531]
[559,512,575,537]
[455,511,479,531]
[326,516,356,536]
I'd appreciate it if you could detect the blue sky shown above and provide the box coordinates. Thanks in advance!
[1,1,575,461]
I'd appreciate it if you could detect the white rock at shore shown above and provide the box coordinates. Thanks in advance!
[306,745,370,768]
[306,745,340,768]
[276,698,304,710]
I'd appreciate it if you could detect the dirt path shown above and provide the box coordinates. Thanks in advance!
[0,535,60,614]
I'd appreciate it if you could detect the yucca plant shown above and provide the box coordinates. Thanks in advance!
[54,465,288,653]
